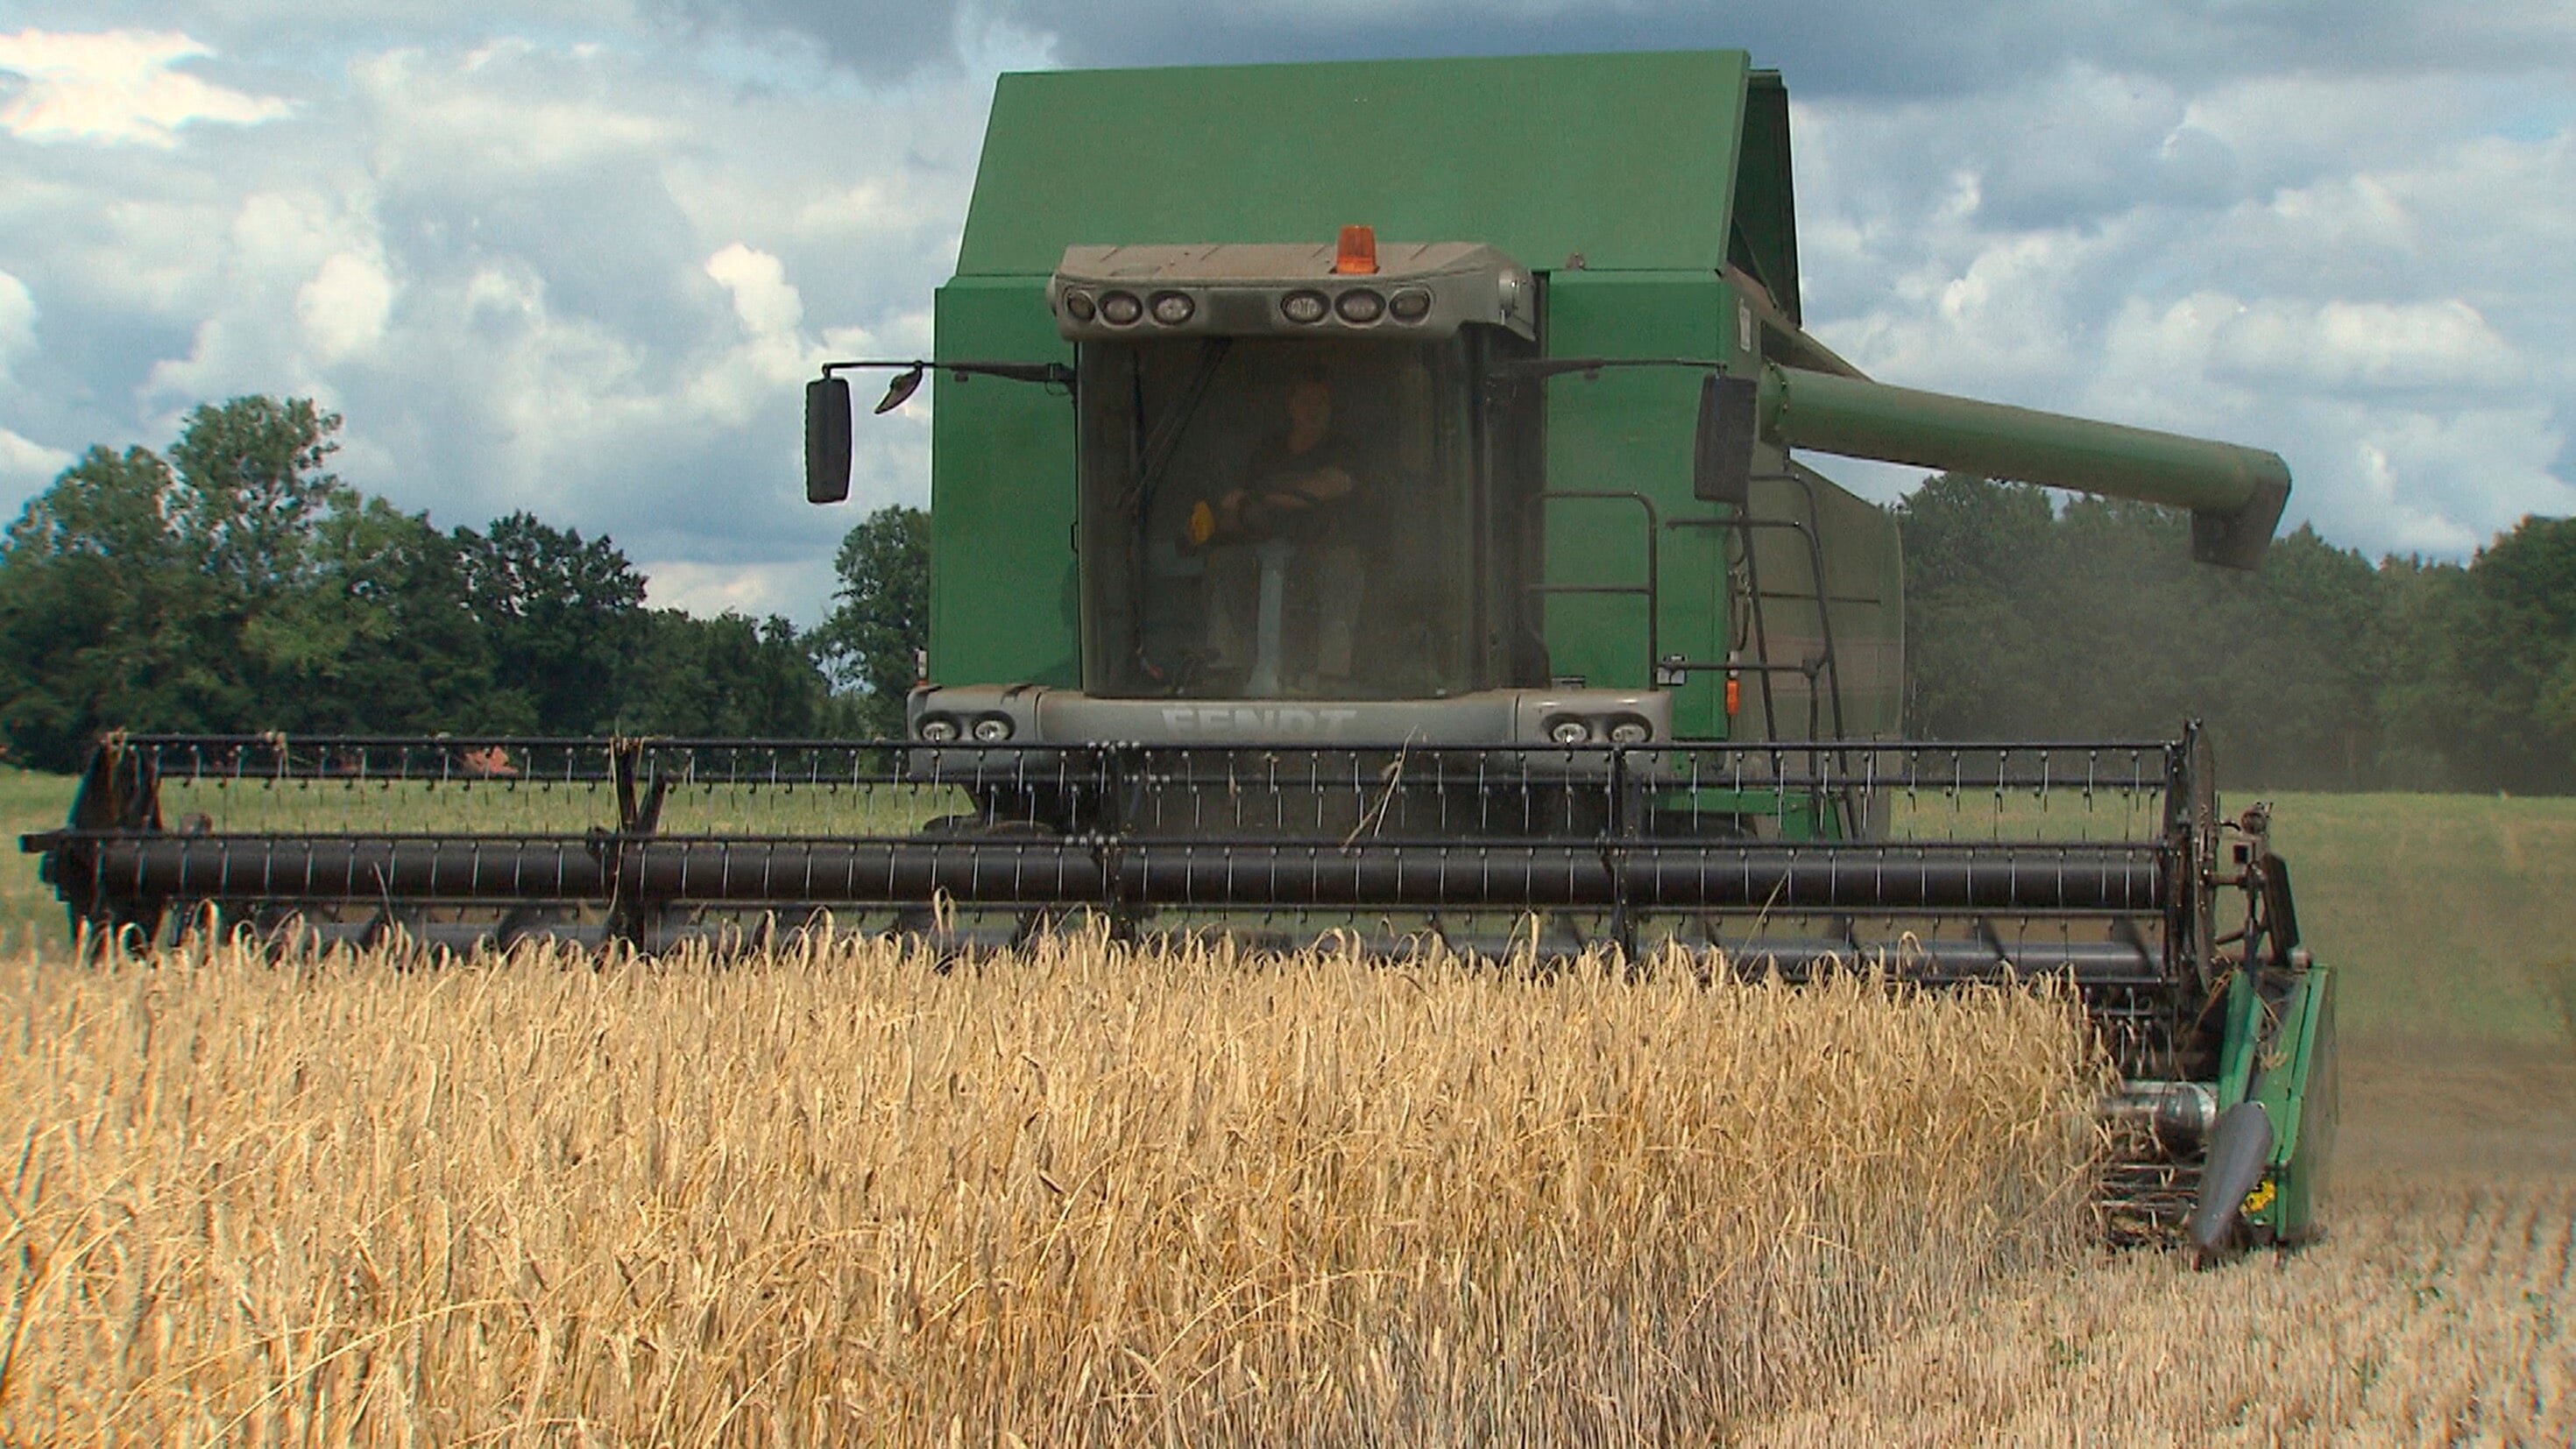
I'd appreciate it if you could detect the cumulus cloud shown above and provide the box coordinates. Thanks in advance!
[0,28,981,620]
[0,424,72,484]
[706,244,800,338]
[0,270,34,378]
[696,241,826,421]
[140,187,390,407]
[296,250,397,364]
[2209,299,2522,392]
[641,555,839,619]
[1794,53,2574,560]
[0,29,291,146]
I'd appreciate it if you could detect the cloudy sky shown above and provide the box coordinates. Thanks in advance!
[0,2,2568,620]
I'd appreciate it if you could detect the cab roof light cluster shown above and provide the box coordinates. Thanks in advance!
[1061,288,1194,329]
[1281,229,1434,329]
[1277,284,1434,327]
[1060,229,1458,331]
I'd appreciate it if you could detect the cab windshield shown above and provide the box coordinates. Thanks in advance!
[1076,336,1493,699]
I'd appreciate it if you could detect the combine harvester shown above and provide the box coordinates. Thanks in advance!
[24,53,2331,1255]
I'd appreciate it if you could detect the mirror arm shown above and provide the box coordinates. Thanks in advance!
[818,358,1076,392]
[1496,357,1736,382]
[805,359,1076,507]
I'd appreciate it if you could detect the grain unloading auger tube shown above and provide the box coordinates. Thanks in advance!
[24,724,2332,1251]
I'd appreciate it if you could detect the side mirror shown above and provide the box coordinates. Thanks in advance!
[805,376,853,505]
[874,364,926,414]
[1693,372,1758,509]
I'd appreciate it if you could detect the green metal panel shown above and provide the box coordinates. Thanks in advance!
[1535,272,1907,746]
[2212,960,2338,1244]
[1729,71,1801,322]
[928,278,1080,689]
[2248,965,2338,1242]
[2216,968,2261,1107]
[1538,272,1736,733]
[959,52,1752,279]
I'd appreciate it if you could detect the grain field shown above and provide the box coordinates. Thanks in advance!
[0,933,2097,1445]
[1744,1175,2575,1446]
[1744,1041,2576,1447]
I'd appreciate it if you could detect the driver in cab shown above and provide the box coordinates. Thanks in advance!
[1184,371,1374,691]
[1185,373,1362,549]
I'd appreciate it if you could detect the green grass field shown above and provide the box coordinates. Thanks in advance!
[1,768,70,958]
[2264,792,2576,1047]
[4,765,2571,1046]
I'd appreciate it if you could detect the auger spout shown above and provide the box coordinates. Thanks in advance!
[1759,364,2293,569]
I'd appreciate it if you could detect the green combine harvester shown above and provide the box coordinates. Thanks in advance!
[23,51,2331,1257]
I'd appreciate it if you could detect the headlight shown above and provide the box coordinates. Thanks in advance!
[1335,288,1384,323]
[1607,717,1652,745]
[1099,291,1143,325]
[1546,717,1591,746]
[971,715,1014,743]
[917,715,961,743]
[1280,290,1328,325]
[1062,290,1096,322]
[1388,287,1433,322]
[1149,291,1195,325]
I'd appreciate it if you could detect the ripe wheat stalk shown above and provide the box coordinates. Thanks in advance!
[0,930,2099,1445]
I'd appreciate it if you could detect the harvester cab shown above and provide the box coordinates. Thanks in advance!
[1049,237,1538,711]
[25,50,2331,1256]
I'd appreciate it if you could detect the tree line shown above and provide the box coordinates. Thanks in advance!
[4,396,2567,792]
[0,396,925,772]
[1898,473,2576,793]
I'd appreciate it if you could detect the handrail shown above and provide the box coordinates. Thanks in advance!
[1529,490,1661,688]
[1667,470,1851,745]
